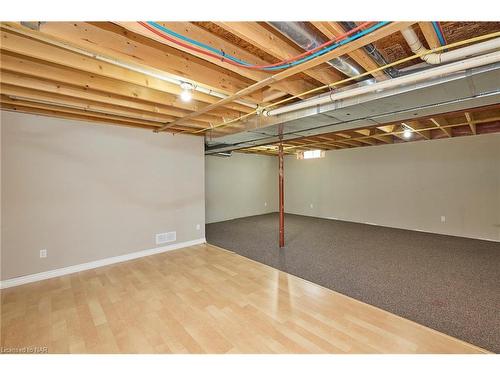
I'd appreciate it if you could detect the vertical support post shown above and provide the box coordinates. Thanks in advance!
[278,142,285,248]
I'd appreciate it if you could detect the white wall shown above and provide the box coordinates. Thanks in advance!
[1,111,205,280]
[285,134,500,241]
[205,152,278,223]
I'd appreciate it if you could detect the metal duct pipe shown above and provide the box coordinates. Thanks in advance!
[402,27,500,65]
[339,21,401,78]
[268,22,373,83]
[264,49,500,116]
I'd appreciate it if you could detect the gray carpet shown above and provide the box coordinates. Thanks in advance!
[206,213,500,353]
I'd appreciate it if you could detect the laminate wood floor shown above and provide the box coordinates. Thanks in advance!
[0,243,488,353]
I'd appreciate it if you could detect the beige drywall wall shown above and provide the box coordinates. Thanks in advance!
[285,133,500,241]
[205,152,278,223]
[1,111,205,280]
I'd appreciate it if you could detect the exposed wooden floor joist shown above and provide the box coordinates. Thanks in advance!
[1,21,499,136]
[239,104,500,156]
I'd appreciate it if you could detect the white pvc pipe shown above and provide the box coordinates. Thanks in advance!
[401,28,500,65]
[440,37,500,63]
[265,49,500,116]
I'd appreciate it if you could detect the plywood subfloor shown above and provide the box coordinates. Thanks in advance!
[0,243,488,353]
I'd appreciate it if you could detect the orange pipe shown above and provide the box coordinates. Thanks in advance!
[279,143,284,248]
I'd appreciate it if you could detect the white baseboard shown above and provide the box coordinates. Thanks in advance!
[0,238,206,290]
[321,214,499,242]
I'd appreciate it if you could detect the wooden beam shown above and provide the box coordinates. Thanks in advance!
[317,133,363,147]
[418,22,441,49]
[316,135,350,148]
[116,22,318,99]
[352,137,378,146]
[386,124,407,141]
[0,53,244,121]
[0,25,255,114]
[0,94,217,134]
[0,71,221,125]
[338,139,365,147]
[1,95,164,128]
[0,105,166,131]
[465,112,477,134]
[25,21,262,103]
[404,120,431,140]
[311,22,388,80]
[430,117,452,137]
[335,131,375,145]
[369,129,394,144]
[1,101,159,131]
[353,128,371,136]
[355,128,393,144]
[250,109,500,153]
[158,22,414,131]
[1,85,169,123]
[292,142,340,150]
[0,83,218,130]
[287,139,330,151]
[215,22,343,85]
[347,130,378,145]
[291,135,345,150]
[262,88,288,103]
[270,23,414,80]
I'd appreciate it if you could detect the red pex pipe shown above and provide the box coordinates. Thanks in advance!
[138,21,373,71]
[436,22,447,44]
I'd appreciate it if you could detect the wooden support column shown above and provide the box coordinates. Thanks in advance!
[278,142,285,248]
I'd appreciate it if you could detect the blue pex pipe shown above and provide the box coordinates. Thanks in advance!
[146,21,252,66]
[432,21,447,46]
[146,21,390,71]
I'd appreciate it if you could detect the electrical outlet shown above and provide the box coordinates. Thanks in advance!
[196,224,201,230]
[310,203,314,209]
[441,216,446,223]
[39,249,47,258]
[264,202,267,207]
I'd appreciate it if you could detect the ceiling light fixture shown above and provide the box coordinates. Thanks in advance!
[403,128,412,139]
[180,82,194,102]
[401,123,413,139]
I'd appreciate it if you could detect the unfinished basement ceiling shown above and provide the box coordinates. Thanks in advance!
[236,104,500,156]
[0,21,499,153]
[205,61,500,154]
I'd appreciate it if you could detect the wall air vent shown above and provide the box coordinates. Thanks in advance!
[155,231,176,245]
